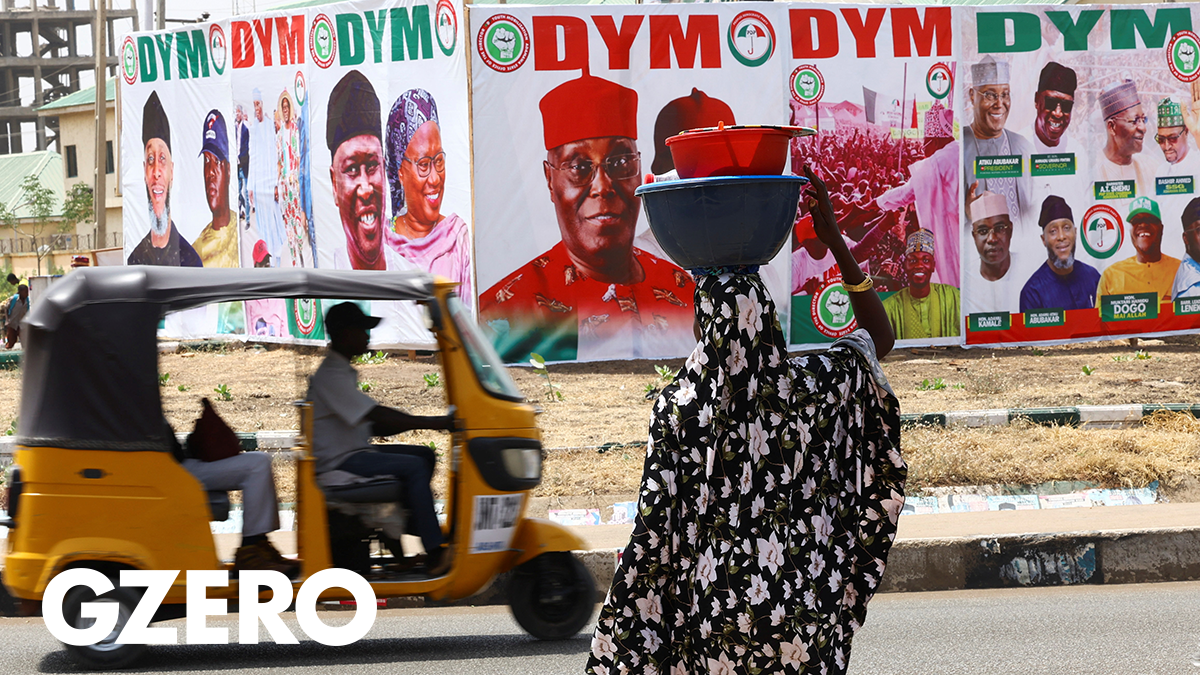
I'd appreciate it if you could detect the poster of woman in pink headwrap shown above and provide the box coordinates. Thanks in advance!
[384,88,474,302]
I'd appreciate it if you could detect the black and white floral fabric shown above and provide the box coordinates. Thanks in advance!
[587,272,906,675]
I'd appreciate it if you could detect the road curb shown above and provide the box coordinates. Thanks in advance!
[0,402,1196,459]
[880,527,1200,592]
[902,403,1200,430]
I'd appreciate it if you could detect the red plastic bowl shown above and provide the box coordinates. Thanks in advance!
[665,124,813,179]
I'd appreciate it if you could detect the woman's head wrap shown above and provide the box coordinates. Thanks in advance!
[386,88,440,216]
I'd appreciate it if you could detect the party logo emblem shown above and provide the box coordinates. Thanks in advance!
[1082,204,1124,259]
[728,11,775,68]
[294,71,307,107]
[790,65,824,106]
[926,62,952,100]
[209,24,228,75]
[436,0,458,56]
[293,298,320,337]
[310,14,337,69]
[478,14,529,73]
[811,279,857,339]
[121,37,138,84]
[1168,31,1200,82]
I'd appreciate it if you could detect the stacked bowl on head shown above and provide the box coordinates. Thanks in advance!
[635,122,816,270]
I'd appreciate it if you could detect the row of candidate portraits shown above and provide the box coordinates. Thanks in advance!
[961,54,1200,318]
[963,56,1200,223]
[966,190,1200,314]
[128,72,473,302]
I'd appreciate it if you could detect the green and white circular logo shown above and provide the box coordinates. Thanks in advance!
[790,65,824,106]
[810,279,857,339]
[436,0,458,57]
[209,24,227,75]
[728,11,775,68]
[1082,204,1124,259]
[1168,31,1200,82]
[294,298,319,336]
[121,37,138,85]
[294,71,307,107]
[477,14,529,73]
[309,14,337,69]
[926,62,952,100]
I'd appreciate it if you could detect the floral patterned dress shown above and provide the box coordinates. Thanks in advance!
[587,272,906,675]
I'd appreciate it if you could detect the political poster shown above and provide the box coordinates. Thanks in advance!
[469,3,792,364]
[960,5,1200,346]
[785,6,963,349]
[120,0,471,349]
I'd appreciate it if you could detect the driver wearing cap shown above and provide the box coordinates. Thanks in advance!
[479,73,696,363]
[307,302,456,576]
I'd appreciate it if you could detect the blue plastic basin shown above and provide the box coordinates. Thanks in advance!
[635,175,808,270]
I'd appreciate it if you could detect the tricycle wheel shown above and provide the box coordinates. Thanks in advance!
[61,583,146,670]
[509,552,596,640]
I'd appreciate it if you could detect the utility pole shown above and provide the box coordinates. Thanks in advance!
[155,0,164,29]
[94,0,107,247]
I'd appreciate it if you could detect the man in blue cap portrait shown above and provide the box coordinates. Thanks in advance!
[127,91,202,267]
[192,109,239,269]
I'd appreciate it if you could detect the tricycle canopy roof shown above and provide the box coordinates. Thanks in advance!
[19,267,437,451]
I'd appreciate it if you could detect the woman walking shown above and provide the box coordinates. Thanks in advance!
[587,166,905,675]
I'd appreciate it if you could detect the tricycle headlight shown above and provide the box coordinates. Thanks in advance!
[501,447,541,480]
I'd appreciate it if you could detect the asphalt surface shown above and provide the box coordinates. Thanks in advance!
[1,582,1198,673]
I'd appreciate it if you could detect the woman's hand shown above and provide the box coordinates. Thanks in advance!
[802,164,843,251]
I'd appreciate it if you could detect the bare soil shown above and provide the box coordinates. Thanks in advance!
[3,334,1198,502]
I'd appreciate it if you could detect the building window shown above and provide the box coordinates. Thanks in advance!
[105,141,114,174]
[65,145,77,178]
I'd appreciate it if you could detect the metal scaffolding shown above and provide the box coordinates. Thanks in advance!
[0,0,137,154]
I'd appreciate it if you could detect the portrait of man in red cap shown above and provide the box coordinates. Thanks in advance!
[479,73,696,363]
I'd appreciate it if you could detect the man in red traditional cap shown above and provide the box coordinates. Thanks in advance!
[480,74,696,363]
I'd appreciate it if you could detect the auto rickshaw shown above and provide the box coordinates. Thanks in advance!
[1,267,596,669]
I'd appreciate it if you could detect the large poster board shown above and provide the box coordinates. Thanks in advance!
[469,3,792,364]
[960,5,1200,346]
[785,6,963,349]
[119,0,470,349]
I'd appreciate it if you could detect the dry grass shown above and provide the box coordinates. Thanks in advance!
[6,335,1200,503]
[902,415,1200,492]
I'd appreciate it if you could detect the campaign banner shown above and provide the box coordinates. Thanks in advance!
[785,6,963,349]
[469,3,793,364]
[119,0,471,349]
[959,5,1200,346]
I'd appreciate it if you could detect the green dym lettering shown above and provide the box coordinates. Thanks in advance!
[1111,8,1191,50]
[337,13,366,66]
[176,29,209,79]
[390,6,432,61]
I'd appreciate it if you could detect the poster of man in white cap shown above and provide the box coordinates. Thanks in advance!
[964,55,1036,230]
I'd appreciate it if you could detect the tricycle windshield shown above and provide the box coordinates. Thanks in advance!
[447,294,524,401]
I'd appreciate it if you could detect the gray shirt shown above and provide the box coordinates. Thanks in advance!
[306,351,377,473]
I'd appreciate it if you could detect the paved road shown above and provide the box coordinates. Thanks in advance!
[2,582,1198,673]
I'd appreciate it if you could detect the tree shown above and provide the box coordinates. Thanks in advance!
[61,183,94,235]
[4,175,60,276]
